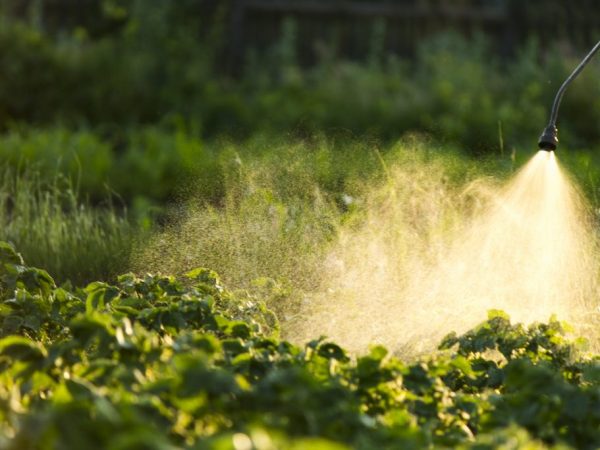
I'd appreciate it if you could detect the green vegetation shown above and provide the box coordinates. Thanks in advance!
[2,4,600,153]
[0,243,598,449]
[0,127,220,207]
[0,170,133,286]
[3,3,600,448]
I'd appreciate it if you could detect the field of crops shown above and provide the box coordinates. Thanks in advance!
[1,242,599,449]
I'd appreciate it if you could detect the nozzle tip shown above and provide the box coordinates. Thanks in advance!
[538,125,558,151]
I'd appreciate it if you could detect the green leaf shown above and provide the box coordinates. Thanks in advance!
[230,322,251,339]
[85,282,120,313]
[0,242,24,265]
[317,343,350,362]
[369,345,388,361]
[582,362,600,385]
[185,267,221,287]
[450,355,476,378]
[487,309,510,321]
[70,312,116,343]
[0,335,47,361]
[15,267,56,296]
[222,338,246,357]
[439,331,458,350]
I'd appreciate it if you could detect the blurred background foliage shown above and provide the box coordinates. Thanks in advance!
[1,0,600,151]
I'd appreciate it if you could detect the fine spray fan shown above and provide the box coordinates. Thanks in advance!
[538,40,600,152]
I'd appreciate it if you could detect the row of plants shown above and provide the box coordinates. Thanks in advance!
[0,242,599,449]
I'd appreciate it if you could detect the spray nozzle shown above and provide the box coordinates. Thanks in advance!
[538,40,600,152]
[538,125,558,152]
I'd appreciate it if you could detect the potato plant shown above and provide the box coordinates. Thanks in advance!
[0,242,598,449]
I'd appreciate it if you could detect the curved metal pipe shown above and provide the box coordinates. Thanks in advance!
[538,40,600,151]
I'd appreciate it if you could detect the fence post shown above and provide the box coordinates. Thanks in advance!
[228,0,247,75]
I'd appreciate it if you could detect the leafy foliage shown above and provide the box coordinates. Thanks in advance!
[0,243,598,449]
[3,7,600,153]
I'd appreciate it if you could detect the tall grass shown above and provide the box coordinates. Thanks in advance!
[133,136,348,289]
[133,136,499,291]
[0,169,134,285]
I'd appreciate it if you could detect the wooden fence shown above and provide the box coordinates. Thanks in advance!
[224,0,600,72]
[5,0,600,72]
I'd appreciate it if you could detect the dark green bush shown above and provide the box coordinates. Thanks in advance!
[2,9,600,153]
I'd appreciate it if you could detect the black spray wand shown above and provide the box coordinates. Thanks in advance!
[538,40,600,151]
